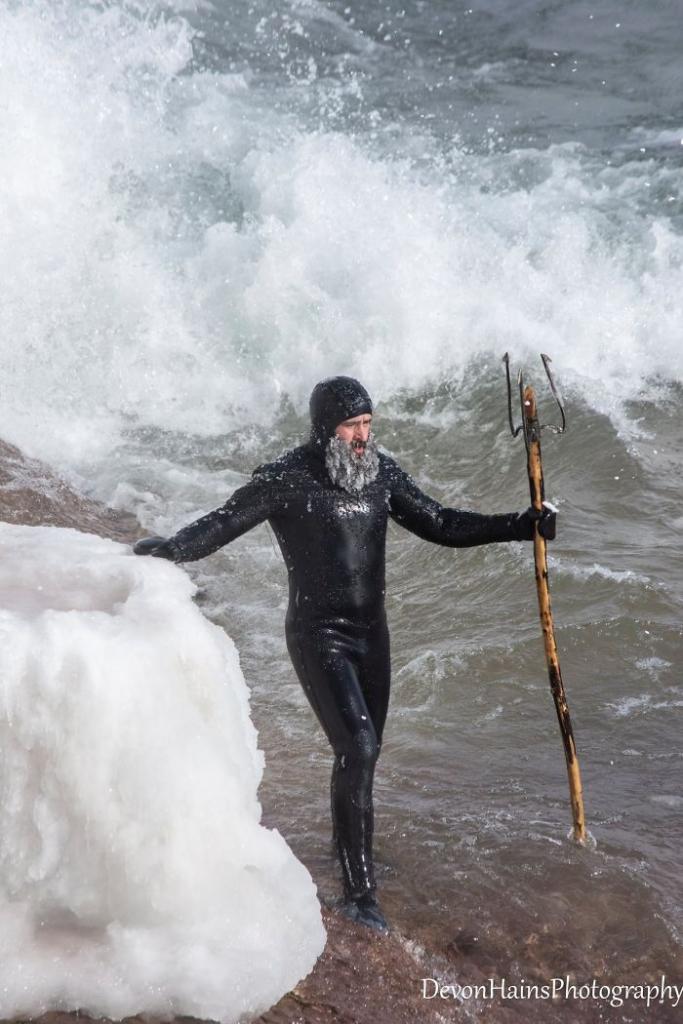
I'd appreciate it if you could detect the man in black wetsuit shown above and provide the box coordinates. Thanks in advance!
[134,376,555,933]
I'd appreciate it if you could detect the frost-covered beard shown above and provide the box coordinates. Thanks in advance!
[325,432,380,494]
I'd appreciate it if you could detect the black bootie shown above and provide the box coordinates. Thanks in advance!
[341,891,389,933]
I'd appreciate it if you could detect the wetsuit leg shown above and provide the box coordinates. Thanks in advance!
[356,618,391,746]
[286,621,386,899]
[328,616,391,880]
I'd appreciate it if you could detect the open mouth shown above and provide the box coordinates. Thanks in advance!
[351,440,367,454]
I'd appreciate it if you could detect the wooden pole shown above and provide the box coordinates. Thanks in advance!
[522,384,587,843]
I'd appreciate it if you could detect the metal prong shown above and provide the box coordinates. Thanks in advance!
[503,352,523,437]
[518,367,530,449]
[540,353,566,434]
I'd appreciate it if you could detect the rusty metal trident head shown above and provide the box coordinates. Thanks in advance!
[503,352,566,449]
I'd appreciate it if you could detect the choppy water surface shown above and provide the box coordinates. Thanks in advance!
[0,0,681,1015]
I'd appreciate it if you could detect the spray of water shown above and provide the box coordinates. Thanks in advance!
[0,0,681,497]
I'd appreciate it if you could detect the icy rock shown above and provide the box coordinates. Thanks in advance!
[0,523,325,1022]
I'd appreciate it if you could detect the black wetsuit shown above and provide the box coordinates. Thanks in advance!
[161,432,533,900]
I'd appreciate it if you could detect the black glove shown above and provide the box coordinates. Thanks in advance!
[515,502,557,542]
[133,536,178,561]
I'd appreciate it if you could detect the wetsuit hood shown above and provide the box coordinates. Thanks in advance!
[309,376,373,450]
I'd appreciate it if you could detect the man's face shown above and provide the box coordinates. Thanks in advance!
[335,414,372,457]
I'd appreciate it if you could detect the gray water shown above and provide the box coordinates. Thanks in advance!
[0,0,682,1017]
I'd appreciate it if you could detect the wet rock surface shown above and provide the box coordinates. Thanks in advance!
[0,440,139,542]
[254,905,460,1024]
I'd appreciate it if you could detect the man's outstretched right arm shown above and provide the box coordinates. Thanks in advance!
[133,471,276,563]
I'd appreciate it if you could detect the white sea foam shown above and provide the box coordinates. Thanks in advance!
[650,795,683,809]
[605,692,683,719]
[547,558,652,586]
[635,657,673,672]
[630,126,683,148]
[0,523,324,1021]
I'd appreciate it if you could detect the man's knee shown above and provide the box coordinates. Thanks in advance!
[337,727,379,769]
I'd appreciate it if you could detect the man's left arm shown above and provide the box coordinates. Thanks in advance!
[388,464,555,547]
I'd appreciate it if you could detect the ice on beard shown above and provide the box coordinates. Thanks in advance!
[0,523,325,1022]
